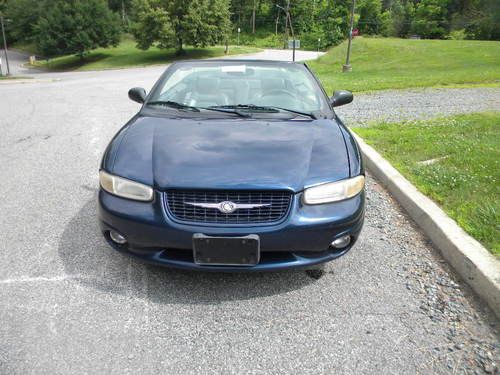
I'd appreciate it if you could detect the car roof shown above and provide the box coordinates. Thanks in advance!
[171,59,304,65]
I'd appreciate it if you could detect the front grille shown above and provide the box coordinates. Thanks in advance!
[165,190,292,224]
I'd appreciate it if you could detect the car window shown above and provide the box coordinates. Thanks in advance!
[148,62,328,114]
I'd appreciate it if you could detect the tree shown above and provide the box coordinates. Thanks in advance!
[411,0,449,38]
[108,0,133,28]
[286,0,350,49]
[2,0,44,43]
[384,0,413,37]
[132,0,231,54]
[34,0,121,58]
[357,0,383,34]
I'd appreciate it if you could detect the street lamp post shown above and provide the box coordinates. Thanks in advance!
[343,0,355,72]
[0,14,10,76]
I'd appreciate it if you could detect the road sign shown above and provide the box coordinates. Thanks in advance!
[288,39,300,49]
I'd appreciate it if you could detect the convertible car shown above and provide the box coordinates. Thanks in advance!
[98,60,365,271]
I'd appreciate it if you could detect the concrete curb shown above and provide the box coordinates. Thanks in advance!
[352,133,500,318]
[0,78,58,85]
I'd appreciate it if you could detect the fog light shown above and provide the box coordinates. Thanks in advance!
[331,235,351,249]
[109,230,127,245]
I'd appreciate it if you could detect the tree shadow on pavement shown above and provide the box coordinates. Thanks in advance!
[58,197,317,305]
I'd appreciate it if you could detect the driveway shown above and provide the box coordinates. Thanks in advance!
[0,49,43,76]
[336,87,500,126]
[0,62,498,374]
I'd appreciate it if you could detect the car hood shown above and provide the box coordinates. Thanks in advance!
[109,115,350,192]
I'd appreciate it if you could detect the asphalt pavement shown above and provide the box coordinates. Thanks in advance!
[0,54,498,374]
[0,49,44,76]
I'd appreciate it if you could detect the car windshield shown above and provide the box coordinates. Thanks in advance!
[146,61,329,116]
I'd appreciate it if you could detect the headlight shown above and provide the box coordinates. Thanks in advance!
[303,175,365,204]
[99,170,153,201]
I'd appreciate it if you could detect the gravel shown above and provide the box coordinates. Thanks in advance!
[363,177,499,374]
[0,67,498,374]
[335,87,500,126]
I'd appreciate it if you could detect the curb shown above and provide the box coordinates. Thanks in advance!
[352,132,500,318]
[0,78,58,85]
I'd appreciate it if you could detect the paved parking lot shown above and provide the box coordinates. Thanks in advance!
[0,61,498,374]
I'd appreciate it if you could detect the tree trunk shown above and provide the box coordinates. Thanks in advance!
[275,11,280,35]
[121,0,126,23]
[176,37,184,55]
[252,0,256,34]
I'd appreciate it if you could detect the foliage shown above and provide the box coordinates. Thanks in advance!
[357,0,383,34]
[34,0,121,58]
[228,0,350,50]
[411,0,449,38]
[1,0,44,43]
[108,0,133,17]
[4,0,499,58]
[226,0,499,42]
[447,28,466,39]
[308,37,500,92]
[131,0,231,53]
[354,112,500,254]
[230,30,283,48]
[107,0,134,29]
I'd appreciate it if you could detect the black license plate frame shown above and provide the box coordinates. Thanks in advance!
[193,234,260,266]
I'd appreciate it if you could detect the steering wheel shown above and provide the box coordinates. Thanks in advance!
[258,89,298,100]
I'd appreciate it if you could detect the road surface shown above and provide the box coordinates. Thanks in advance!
[0,56,498,375]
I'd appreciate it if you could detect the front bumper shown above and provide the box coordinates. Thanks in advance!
[98,189,365,271]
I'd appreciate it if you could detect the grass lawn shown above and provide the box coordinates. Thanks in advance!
[32,38,261,71]
[353,112,499,255]
[309,37,500,93]
[0,76,31,80]
[230,31,283,49]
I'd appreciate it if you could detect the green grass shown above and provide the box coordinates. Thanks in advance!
[354,112,500,254]
[33,38,261,71]
[11,41,38,55]
[309,37,500,93]
[0,76,31,80]
[230,31,283,49]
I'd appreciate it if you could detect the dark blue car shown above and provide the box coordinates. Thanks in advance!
[99,60,365,271]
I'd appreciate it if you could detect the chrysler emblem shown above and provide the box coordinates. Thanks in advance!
[185,200,271,213]
[218,200,237,214]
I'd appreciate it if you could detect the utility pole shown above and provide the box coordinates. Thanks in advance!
[288,5,295,62]
[343,0,355,72]
[283,3,289,49]
[0,14,10,76]
[277,1,295,62]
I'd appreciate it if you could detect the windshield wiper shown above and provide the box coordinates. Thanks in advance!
[211,104,317,119]
[202,107,252,118]
[146,100,200,112]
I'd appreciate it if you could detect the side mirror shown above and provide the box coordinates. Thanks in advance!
[128,87,146,103]
[330,90,353,107]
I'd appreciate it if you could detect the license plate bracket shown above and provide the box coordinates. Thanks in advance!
[193,234,260,266]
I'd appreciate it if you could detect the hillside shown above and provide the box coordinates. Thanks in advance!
[309,38,500,92]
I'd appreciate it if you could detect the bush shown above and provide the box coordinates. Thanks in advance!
[34,0,121,58]
[447,29,466,40]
